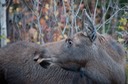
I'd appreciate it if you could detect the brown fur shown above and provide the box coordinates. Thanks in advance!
[36,32,126,84]
[0,41,96,84]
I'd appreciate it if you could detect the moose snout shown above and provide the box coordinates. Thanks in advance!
[33,49,53,68]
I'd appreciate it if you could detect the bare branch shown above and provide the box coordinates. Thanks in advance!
[83,9,97,42]
[62,0,69,35]
[93,0,98,25]
[75,0,83,17]
[97,7,127,30]
[70,0,75,36]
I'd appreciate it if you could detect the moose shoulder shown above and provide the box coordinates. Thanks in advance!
[35,31,126,84]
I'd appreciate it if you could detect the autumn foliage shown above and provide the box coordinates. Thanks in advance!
[6,0,128,50]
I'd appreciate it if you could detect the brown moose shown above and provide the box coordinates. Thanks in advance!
[34,11,126,84]
[0,41,96,84]
[34,31,126,84]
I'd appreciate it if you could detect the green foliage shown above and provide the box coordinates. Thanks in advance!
[119,0,128,7]
[117,12,128,47]
[0,35,6,39]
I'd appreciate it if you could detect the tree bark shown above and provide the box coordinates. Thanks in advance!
[0,0,7,47]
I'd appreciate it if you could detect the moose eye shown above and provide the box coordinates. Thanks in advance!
[65,38,73,48]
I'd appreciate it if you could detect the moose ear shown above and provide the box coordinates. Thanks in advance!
[82,31,97,43]
[79,32,95,46]
[82,32,88,36]
[82,9,97,42]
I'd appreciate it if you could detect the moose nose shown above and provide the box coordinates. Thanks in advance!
[33,48,47,62]
[33,48,52,68]
[33,55,39,61]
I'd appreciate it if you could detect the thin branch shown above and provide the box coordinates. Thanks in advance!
[74,0,83,33]
[35,0,41,4]
[93,0,98,25]
[103,0,111,20]
[53,0,58,22]
[37,16,45,44]
[98,0,111,27]
[85,0,92,19]
[75,0,83,17]
[62,0,68,35]
[22,0,37,16]
[101,0,106,33]
[6,0,12,10]
[97,7,127,30]
[71,0,75,36]
[83,9,93,25]
[62,17,69,35]
[62,0,66,14]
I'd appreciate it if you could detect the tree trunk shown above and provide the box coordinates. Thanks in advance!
[0,0,7,47]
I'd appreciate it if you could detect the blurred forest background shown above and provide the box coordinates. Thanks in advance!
[0,0,128,81]
[0,0,128,46]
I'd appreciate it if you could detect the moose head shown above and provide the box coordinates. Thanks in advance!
[34,31,96,70]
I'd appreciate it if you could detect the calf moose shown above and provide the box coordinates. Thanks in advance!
[0,41,95,84]
[0,33,126,84]
[34,11,126,84]
[34,31,126,84]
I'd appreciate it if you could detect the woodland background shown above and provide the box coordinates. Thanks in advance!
[0,0,128,80]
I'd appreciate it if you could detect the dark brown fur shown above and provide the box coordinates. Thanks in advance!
[0,41,95,84]
[36,32,126,84]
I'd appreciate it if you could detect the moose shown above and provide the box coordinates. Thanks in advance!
[0,41,97,84]
[34,31,126,84]
[0,33,126,84]
[34,12,127,84]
